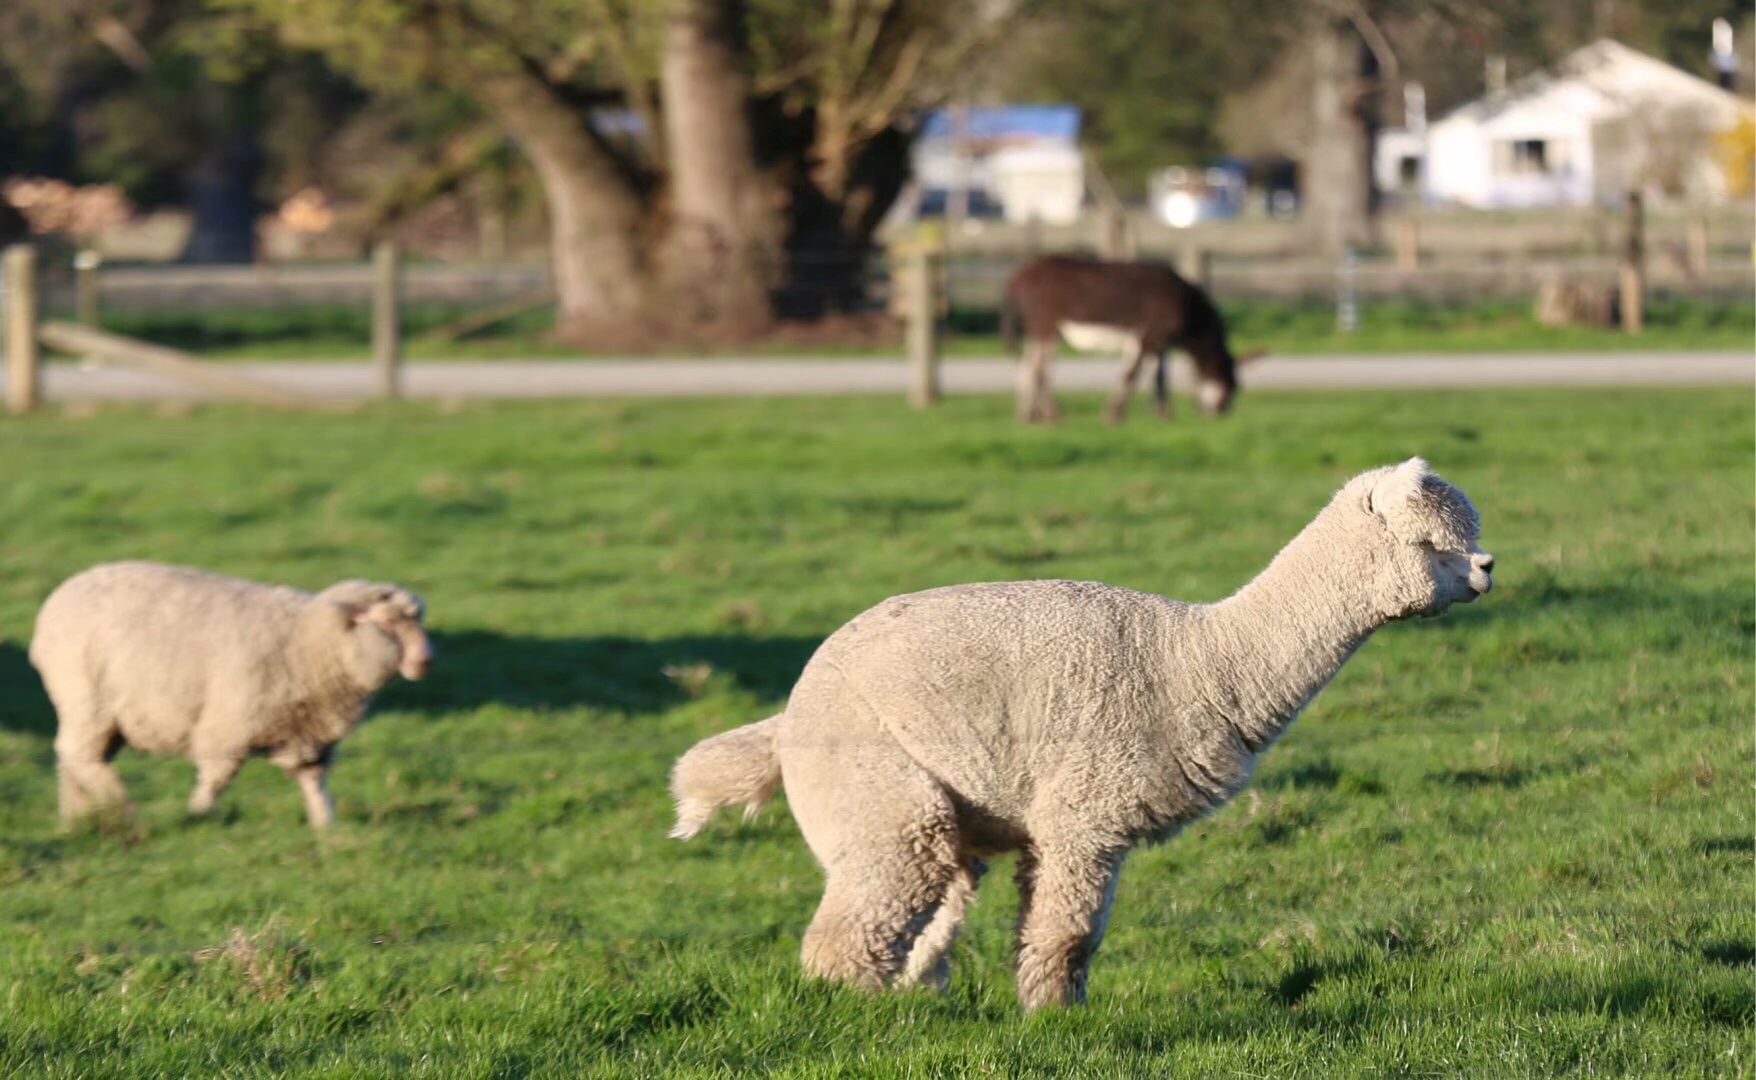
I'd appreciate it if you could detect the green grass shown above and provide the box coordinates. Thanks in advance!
[66,293,1756,360]
[0,389,1750,1076]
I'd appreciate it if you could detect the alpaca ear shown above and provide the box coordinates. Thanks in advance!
[1367,458,1432,518]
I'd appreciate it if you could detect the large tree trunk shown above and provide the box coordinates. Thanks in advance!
[181,76,266,264]
[1304,17,1376,256]
[659,0,782,334]
[474,62,652,336]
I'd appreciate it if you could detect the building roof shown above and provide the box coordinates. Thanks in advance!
[1439,39,1750,128]
[918,105,1081,143]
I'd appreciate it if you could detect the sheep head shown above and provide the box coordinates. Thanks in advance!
[1348,458,1494,621]
[315,580,432,687]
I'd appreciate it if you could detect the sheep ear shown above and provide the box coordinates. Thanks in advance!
[327,598,371,627]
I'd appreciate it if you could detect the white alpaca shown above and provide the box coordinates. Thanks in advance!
[670,458,1493,1009]
[31,562,431,829]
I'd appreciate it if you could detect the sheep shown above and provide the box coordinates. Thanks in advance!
[30,561,431,830]
[670,458,1494,1009]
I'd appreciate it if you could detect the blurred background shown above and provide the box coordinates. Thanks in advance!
[0,0,1750,362]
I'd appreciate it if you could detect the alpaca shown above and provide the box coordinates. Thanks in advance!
[31,562,431,829]
[670,458,1493,1008]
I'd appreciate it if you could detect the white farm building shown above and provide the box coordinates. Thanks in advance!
[1377,40,1753,208]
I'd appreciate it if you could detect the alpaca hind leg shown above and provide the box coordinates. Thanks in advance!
[788,734,964,990]
[1014,843,1125,1010]
[902,857,986,989]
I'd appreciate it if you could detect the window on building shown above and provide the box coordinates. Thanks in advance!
[1494,138,1567,176]
[1398,155,1422,189]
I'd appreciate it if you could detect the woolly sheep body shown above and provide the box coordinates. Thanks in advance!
[671,459,1494,1009]
[31,561,431,829]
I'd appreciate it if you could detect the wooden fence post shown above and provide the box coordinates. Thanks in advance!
[1685,216,1709,281]
[5,245,39,415]
[905,247,940,409]
[372,240,402,398]
[1619,193,1644,334]
[75,249,102,326]
[1096,206,1130,260]
[1395,219,1420,272]
[1194,248,1214,291]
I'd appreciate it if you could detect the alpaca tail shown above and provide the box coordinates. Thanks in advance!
[668,714,783,840]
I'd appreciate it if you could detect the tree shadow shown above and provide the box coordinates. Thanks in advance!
[383,630,823,717]
[0,643,54,737]
[2,631,826,735]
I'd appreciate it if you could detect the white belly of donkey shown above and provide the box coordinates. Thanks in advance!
[1058,321,1141,355]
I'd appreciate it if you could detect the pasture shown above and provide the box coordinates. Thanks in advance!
[0,387,1749,1076]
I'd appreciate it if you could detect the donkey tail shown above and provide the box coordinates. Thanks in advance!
[669,714,783,840]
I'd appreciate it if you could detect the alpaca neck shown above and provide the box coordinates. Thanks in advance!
[1192,511,1385,752]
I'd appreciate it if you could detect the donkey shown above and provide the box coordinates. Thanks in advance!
[1002,255,1258,423]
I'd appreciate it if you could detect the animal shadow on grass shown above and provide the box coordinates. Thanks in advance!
[384,631,822,717]
[0,642,55,738]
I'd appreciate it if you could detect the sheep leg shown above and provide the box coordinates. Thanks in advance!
[1014,844,1125,1010]
[54,717,128,826]
[901,857,985,989]
[290,760,335,829]
[187,756,244,817]
[1105,347,1151,423]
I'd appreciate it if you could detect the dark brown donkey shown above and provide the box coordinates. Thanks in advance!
[1002,255,1258,423]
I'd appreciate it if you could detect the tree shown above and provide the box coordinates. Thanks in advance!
[231,0,1026,341]
[1003,2,1288,195]
[0,0,369,262]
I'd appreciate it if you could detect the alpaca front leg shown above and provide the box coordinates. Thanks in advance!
[188,756,243,817]
[1014,845,1125,1010]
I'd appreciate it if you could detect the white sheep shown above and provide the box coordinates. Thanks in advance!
[670,458,1494,1009]
[30,561,431,830]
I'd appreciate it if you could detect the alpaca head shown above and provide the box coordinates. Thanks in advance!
[1343,458,1494,620]
[313,580,432,686]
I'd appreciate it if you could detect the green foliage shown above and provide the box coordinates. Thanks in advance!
[0,388,1749,1074]
[1009,0,1288,192]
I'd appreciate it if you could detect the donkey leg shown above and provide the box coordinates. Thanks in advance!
[1033,339,1060,422]
[1153,351,1172,420]
[1016,340,1043,423]
[1105,348,1150,423]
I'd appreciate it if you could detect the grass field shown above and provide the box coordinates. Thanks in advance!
[69,293,1756,360]
[0,388,1750,1076]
